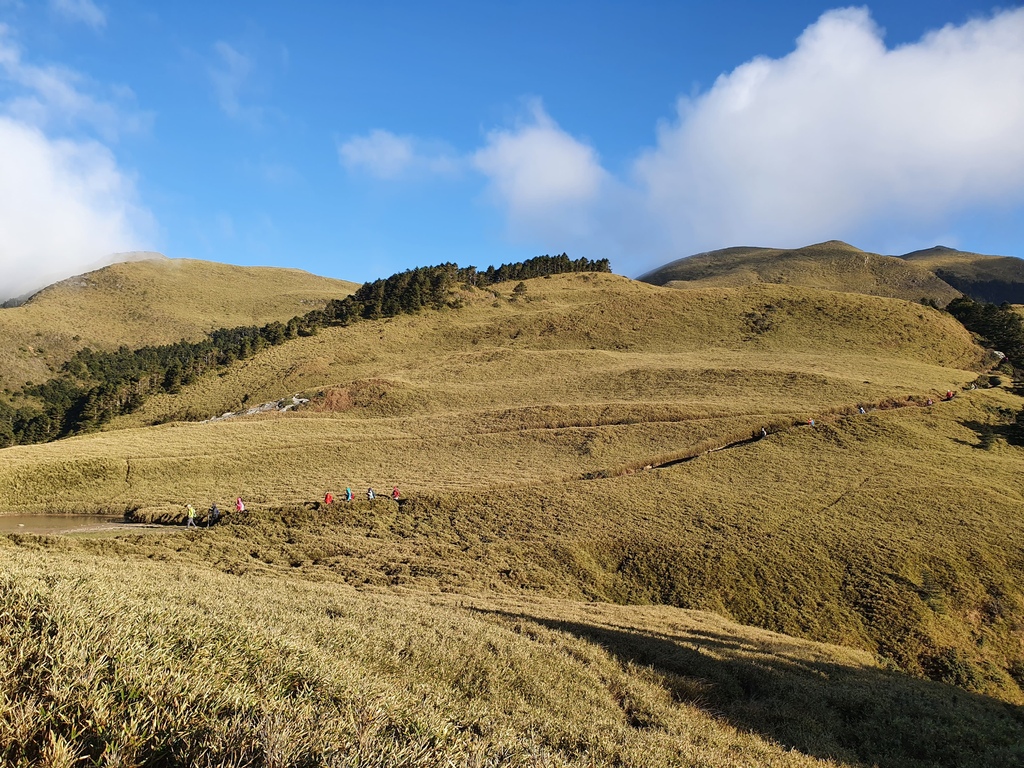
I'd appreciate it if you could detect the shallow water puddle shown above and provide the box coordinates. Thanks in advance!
[0,514,124,534]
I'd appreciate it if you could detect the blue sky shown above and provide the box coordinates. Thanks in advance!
[1,1,1022,299]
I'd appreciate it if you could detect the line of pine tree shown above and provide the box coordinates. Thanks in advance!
[945,296,1024,367]
[0,254,609,447]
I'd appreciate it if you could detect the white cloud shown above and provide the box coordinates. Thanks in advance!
[203,30,292,128]
[0,118,151,300]
[0,26,153,302]
[339,9,1024,269]
[0,25,149,140]
[468,99,614,243]
[631,6,1024,266]
[209,41,258,123]
[472,102,609,241]
[338,129,459,179]
[50,0,106,30]
[338,130,414,179]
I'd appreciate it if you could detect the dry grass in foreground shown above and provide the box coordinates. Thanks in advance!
[2,539,1022,768]
[38,388,1018,705]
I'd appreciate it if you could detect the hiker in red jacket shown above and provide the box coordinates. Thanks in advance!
[324,492,333,505]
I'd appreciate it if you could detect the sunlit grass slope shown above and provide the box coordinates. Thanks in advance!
[3,530,1023,767]
[12,387,1023,704]
[0,257,358,393]
[0,274,982,509]
[42,387,1024,703]
[2,271,1022,765]
[639,241,961,305]
[900,245,1024,304]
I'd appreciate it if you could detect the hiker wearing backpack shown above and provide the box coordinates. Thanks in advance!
[186,504,197,528]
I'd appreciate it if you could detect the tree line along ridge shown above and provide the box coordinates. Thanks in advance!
[0,254,610,447]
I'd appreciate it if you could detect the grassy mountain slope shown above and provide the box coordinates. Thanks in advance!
[9,387,1023,703]
[0,258,358,394]
[0,250,169,308]
[0,274,981,507]
[3,270,1022,765]
[900,246,1024,304]
[639,241,961,305]
[125,272,978,430]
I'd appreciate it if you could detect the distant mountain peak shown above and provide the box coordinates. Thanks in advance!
[1,251,170,305]
[637,240,959,304]
[899,245,963,259]
[811,239,858,249]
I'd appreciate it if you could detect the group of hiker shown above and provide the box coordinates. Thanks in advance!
[184,385,976,527]
[185,497,245,528]
[324,486,400,504]
[800,386,964,430]
[184,486,402,528]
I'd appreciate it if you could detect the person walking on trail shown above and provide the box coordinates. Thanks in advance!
[324,492,333,505]
[391,486,400,500]
[207,503,220,528]
[367,487,375,501]
[808,418,815,427]
[760,427,767,438]
[186,504,197,528]
[345,487,352,502]
[236,497,245,513]
[945,390,955,401]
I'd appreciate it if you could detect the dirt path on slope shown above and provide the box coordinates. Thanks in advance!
[582,389,971,480]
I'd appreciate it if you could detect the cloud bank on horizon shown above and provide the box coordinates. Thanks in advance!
[0,22,152,302]
[342,6,1024,275]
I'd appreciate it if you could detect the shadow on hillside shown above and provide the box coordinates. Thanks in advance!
[957,419,1024,449]
[476,609,1024,768]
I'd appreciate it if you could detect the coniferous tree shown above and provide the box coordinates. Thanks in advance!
[0,253,610,446]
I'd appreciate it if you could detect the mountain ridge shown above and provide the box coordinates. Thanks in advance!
[640,239,1024,305]
[897,245,1024,304]
[638,240,963,304]
[0,257,359,394]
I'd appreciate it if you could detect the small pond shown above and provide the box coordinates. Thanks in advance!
[0,515,125,535]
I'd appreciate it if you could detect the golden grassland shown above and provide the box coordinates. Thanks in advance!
[116,271,979,421]
[54,387,1022,707]
[0,258,358,394]
[640,241,961,305]
[0,275,982,510]
[2,272,1023,765]
[3,528,1023,768]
